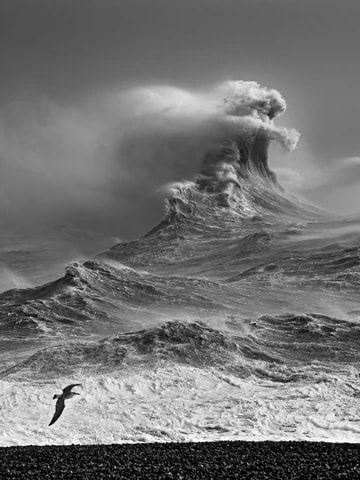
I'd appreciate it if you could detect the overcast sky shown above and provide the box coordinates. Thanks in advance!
[1,0,360,239]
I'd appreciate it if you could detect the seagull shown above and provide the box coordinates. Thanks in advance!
[48,384,82,426]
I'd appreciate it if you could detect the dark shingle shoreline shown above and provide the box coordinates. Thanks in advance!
[1,440,360,479]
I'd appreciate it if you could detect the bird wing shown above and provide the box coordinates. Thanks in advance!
[48,397,65,426]
[62,383,82,394]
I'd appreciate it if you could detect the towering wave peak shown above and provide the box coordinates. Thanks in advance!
[124,81,299,181]
[153,81,303,221]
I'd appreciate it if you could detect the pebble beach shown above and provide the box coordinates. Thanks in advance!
[1,441,360,479]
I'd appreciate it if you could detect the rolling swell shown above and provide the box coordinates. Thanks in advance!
[0,260,228,341]
[3,316,360,382]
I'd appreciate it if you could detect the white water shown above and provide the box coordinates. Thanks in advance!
[2,366,360,446]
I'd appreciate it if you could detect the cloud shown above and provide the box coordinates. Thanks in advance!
[325,157,360,188]
[299,157,360,192]
[0,98,113,223]
[217,80,287,119]
[277,156,360,214]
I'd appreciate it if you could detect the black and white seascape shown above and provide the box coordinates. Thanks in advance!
[0,1,360,449]
[1,79,360,446]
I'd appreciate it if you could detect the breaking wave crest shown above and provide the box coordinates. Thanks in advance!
[3,317,360,384]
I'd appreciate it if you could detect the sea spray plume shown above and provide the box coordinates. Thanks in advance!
[134,81,301,216]
[122,81,299,153]
[117,81,300,207]
[0,81,300,239]
[215,81,300,175]
[219,81,287,119]
[0,266,30,292]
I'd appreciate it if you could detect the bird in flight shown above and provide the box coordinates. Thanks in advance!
[49,384,82,426]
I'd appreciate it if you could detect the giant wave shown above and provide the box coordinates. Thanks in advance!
[1,81,360,445]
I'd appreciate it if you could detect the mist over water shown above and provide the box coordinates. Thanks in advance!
[0,81,298,236]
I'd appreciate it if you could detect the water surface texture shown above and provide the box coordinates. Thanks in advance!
[1,82,359,445]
